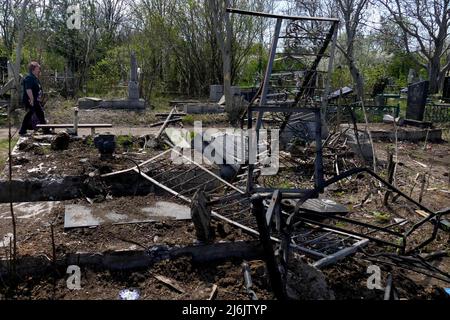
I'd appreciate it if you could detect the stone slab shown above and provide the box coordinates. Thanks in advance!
[406,81,429,121]
[64,201,191,228]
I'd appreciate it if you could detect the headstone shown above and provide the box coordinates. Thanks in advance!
[345,130,375,163]
[230,86,241,97]
[406,81,429,121]
[128,51,140,100]
[0,57,7,81]
[443,77,450,103]
[210,85,223,102]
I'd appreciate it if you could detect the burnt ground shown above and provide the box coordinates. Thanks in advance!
[0,122,449,300]
[3,257,274,300]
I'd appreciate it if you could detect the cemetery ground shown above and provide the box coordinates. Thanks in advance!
[0,99,449,300]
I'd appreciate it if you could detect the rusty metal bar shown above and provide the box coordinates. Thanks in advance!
[226,8,340,23]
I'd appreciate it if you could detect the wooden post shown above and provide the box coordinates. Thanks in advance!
[383,151,395,206]
[156,107,176,140]
[419,173,427,203]
[73,107,79,136]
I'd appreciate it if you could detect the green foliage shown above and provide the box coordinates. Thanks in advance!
[0,138,18,169]
[116,135,135,151]
[238,44,268,87]
[116,135,133,146]
[87,48,124,96]
[84,136,94,146]
[335,221,347,228]
[182,115,195,125]
[372,211,391,223]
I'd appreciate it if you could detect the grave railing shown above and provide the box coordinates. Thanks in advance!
[326,103,400,124]
[424,102,450,123]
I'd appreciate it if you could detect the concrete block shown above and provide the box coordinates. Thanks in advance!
[98,99,146,110]
[78,97,102,109]
[183,103,223,114]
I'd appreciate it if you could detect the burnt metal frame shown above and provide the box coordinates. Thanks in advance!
[291,167,448,255]
[226,8,339,133]
[247,105,324,194]
[229,7,448,298]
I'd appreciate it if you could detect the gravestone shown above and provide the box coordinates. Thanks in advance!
[406,81,429,121]
[0,57,7,82]
[443,77,450,103]
[128,52,140,100]
[209,85,223,102]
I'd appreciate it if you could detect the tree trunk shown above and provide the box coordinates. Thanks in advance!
[348,57,364,100]
[428,56,441,94]
[12,0,28,109]
[222,6,233,116]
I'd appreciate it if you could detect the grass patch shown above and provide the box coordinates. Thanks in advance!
[372,211,391,223]
[182,115,195,125]
[150,95,172,112]
[116,134,133,146]
[0,138,18,169]
[116,134,136,151]
[335,221,347,228]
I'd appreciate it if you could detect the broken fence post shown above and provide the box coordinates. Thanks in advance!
[191,190,212,242]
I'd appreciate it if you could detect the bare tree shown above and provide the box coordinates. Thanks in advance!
[336,0,370,100]
[380,0,450,93]
[0,0,19,56]
[98,0,126,44]
[290,0,369,100]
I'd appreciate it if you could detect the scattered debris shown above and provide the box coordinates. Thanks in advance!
[208,284,218,300]
[93,134,116,159]
[119,289,140,300]
[51,132,70,151]
[191,190,212,243]
[242,261,258,300]
[153,274,185,294]
[0,233,13,248]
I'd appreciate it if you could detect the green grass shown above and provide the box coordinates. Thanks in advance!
[372,211,391,224]
[335,221,347,228]
[182,115,195,125]
[116,134,137,151]
[0,138,18,169]
[116,134,133,146]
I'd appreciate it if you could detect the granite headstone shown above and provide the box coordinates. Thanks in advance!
[406,81,429,121]
[443,77,450,103]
